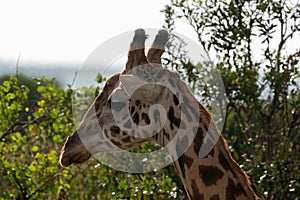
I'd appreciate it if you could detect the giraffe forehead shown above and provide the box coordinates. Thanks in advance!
[108,66,182,109]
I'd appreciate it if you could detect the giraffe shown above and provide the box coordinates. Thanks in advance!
[59,29,259,200]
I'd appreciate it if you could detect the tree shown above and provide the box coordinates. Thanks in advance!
[0,76,74,199]
[162,0,300,199]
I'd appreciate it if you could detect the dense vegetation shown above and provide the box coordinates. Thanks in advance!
[0,0,299,199]
[163,0,300,199]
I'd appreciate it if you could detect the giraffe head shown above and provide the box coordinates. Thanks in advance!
[59,29,177,167]
[59,29,260,200]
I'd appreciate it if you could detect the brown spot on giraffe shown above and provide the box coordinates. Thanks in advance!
[226,177,247,200]
[168,106,181,130]
[198,165,224,187]
[130,106,135,115]
[132,112,139,124]
[193,126,204,154]
[219,151,234,175]
[173,94,179,105]
[162,130,170,141]
[141,112,150,124]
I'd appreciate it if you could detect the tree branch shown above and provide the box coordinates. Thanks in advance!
[0,114,50,141]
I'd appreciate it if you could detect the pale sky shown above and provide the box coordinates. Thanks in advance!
[0,0,197,67]
[0,0,298,70]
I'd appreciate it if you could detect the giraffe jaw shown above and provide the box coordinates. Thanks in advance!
[59,131,91,167]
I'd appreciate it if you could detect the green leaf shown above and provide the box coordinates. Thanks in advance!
[6,93,15,100]
[2,81,11,92]
[37,100,45,107]
[31,146,39,152]
[25,107,30,112]
[37,86,45,93]
[28,162,37,172]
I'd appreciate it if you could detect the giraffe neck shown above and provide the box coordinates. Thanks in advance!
[153,115,258,199]
[173,133,258,200]
[149,90,259,200]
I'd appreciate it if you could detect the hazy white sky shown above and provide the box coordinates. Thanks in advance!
[0,0,197,67]
[1,0,298,69]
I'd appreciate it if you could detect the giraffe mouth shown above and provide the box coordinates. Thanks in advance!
[59,130,91,167]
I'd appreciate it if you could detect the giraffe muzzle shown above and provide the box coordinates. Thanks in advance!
[59,130,91,167]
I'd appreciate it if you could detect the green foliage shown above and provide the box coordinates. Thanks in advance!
[0,76,74,199]
[163,0,300,199]
[0,75,185,199]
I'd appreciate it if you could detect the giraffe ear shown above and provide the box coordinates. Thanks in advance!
[147,29,169,64]
[124,29,148,73]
